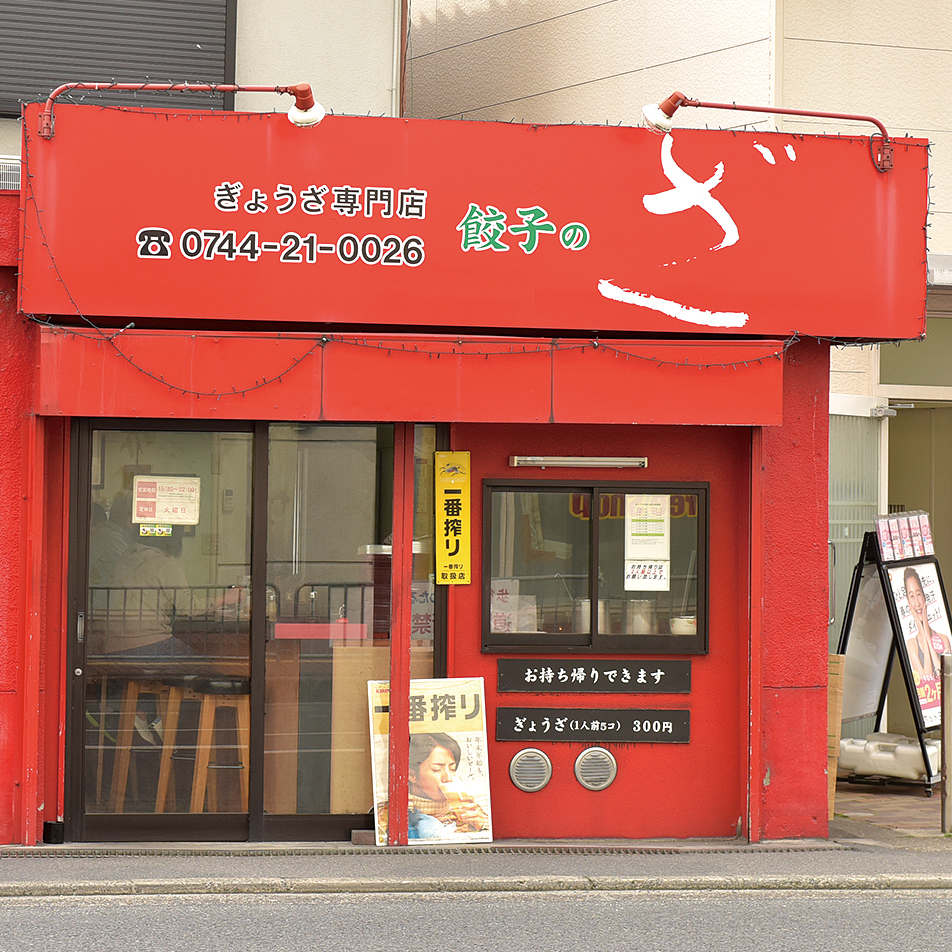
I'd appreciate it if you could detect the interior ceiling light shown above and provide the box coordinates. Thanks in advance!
[642,91,893,172]
[38,82,325,138]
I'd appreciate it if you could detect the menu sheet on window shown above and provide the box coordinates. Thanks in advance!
[624,494,670,591]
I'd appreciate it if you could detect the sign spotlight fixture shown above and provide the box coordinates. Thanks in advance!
[641,91,893,172]
[38,82,326,138]
[284,83,326,127]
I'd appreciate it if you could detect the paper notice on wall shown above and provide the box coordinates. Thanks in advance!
[624,560,670,592]
[490,578,539,633]
[624,494,670,561]
[132,475,200,525]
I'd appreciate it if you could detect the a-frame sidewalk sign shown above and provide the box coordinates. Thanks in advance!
[838,524,951,793]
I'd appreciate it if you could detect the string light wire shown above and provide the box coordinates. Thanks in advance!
[18,99,927,399]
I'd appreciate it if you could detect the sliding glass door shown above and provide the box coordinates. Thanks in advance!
[71,421,435,841]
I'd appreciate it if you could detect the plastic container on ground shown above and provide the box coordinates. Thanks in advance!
[838,732,941,781]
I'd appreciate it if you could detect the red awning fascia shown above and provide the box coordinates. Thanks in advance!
[37,328,785,425]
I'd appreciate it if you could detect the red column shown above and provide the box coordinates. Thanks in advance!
[747,426,765,842]
[757,339,831,839]
[387,423,415,845]
[0,266,41,842]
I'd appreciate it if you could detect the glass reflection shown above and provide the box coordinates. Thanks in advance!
[85,430,252,815]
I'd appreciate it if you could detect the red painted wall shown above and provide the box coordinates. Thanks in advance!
[448,421,752,840]
[0,267,21,841]
[448,340,830,841]
[35,329,784,427]
[0,262,67,845]
[1,334,830,843]
[37,419,68,838]
[0,257,831,841]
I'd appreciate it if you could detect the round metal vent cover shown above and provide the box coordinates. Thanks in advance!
[509,748,553,792]
[574,747,617,790]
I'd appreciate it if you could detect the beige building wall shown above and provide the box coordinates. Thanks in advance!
[235,0,403,117]
[830,347,879,400]
[0,122,17,157]
[780,2,950,254]
[0,0,403,156]
[405,2,948,251]
[406,0,774,126]
[405,3,951,404]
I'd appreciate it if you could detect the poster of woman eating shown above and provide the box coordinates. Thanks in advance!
[369,677,492,845]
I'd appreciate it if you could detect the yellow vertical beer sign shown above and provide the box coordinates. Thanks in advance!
[435,451,471,584]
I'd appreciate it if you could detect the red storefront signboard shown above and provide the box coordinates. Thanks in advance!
[20,103,927,340]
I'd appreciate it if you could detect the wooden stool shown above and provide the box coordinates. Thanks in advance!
[154,678,193,813]
[109,678,169,812]
[155,677,250,814]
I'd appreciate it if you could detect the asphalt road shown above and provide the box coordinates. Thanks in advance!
[2,889,952,952]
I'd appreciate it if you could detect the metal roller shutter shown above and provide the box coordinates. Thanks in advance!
[0,0,232,116]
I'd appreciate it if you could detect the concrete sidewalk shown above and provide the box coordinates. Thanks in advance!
[833,776,949,841]
[0,780,949,897]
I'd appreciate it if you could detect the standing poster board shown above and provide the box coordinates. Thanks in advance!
[369,677,493,845]
[838,525,951,787]
[884,560,952,729]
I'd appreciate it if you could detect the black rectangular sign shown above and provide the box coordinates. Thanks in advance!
[497,659,691,693]
[496,707,690,743]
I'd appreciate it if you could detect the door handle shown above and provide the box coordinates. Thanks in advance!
[828,540,836,626]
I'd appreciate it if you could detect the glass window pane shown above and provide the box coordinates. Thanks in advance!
[598,492,700,636]
[411,425,437,645]
[484,481,707,653]
[85,429,252,815]
[264,424,394,816]
[489,490,591,636]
